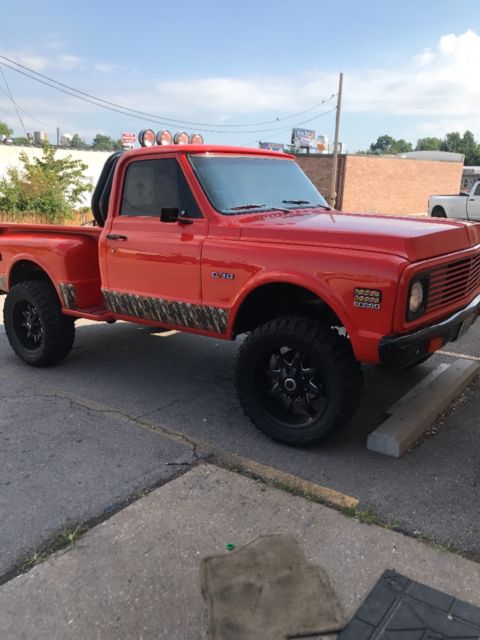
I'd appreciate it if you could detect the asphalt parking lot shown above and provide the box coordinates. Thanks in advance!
[0,296,479,578]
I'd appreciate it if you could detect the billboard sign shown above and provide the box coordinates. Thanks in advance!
[121,132,136,149]
[291,128,315,148]
[259,141,284,152]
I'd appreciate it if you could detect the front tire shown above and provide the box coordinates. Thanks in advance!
[235,316,363,446]
[4,281,75,366]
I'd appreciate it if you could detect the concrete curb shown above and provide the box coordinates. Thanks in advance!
[367,358,480,457]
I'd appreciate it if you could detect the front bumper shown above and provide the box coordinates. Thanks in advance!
[379,293,480,370]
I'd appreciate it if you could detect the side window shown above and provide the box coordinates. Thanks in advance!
[120,158,202,218]
[474,182,480,196]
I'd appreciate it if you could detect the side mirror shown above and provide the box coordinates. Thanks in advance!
[160,207,179,223]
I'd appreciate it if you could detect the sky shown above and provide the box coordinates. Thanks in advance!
[1,0,480,152]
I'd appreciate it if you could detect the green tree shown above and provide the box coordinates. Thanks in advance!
[11,136,31,146]
[0,145,93,223]
[440,131,463,153]
[70,133,88,149]
[369,135,413,154]
[92,134,122,151]
[0,121,13,137]
[439,130,480,165]
[459,130,480,165]
[415,137,442,151]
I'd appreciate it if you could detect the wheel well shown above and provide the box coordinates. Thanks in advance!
[233,283,342,335]
[9,260,52,288]
[431,206,446,217]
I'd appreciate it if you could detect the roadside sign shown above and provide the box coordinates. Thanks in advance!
[291,128,316,148]
[121,132,136,149]
[259,141,284,152]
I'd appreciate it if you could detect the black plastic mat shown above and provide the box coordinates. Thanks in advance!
[338,569,480,639]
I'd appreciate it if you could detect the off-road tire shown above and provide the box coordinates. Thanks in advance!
[235,316,363,446]
[4,281,75,366]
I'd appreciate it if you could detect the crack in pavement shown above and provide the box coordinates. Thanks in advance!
[0,390,202,465]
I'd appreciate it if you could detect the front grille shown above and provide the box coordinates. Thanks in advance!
[426,253,480,313]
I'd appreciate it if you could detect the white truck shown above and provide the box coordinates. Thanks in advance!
[428,181,480,220]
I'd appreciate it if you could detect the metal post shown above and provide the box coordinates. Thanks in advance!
[328,73,343,208]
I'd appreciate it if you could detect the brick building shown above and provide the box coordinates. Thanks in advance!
[295,154,463,215]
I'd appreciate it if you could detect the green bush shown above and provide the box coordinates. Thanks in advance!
[0,145,93,224]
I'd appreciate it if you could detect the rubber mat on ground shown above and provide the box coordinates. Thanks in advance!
[338,569,480,639]
[201,534,345,640]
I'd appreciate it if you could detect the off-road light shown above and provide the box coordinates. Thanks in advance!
[189,133,204,144]
[174,131,189,145]
[138,129,156,147]
[157,129,173,145]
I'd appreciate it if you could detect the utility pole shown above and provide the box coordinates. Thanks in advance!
[56,126,60,147]
[328,72,343,208]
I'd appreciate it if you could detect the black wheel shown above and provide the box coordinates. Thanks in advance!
[235,316,363,446]
[431,206,446,218]
[4,281,75,366]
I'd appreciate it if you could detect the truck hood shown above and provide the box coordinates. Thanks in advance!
[238,209,480,261]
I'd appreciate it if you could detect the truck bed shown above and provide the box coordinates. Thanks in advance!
[0,223,103,311]
[0,222,101,238]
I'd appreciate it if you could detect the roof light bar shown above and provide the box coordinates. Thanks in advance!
[138,129,205,147]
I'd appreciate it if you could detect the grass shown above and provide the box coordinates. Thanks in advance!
[21,526,88,571]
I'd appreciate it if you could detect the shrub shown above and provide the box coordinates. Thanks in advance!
[0,145,93,224]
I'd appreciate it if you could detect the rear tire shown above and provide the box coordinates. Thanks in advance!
[4,281,75,366]
[431,206,446,218]
[235,316,363,446]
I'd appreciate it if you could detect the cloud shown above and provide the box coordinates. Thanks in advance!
[2,30,480,145]
[56,54,85,70]
[132,30,480,123]
[7,54,51,71]
[342,29,480,117]
[93,62,131,74]
[45,38,62,50]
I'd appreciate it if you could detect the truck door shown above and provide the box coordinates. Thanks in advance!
[467,182,480,220]
[103,155,208,328]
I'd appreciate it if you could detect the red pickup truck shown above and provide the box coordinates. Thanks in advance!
[1,143,479,446]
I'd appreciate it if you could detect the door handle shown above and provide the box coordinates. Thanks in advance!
[106,234,128,241]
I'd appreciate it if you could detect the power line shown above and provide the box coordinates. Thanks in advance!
[0,65,27,135]
[0,83,49,128]
[0,54,337,133]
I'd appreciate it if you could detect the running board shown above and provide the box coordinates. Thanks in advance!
[63,306,116,322]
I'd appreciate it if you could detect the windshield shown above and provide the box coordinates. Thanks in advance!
[189,155,329,215]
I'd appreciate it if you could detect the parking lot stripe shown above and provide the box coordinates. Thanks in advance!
[437,350,480,362]
[0,371,359,512]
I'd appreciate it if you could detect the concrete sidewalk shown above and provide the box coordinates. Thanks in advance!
[0,464,479,639]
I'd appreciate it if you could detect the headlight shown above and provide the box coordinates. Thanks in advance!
[407,276,429,321]
[409,282,424,314]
